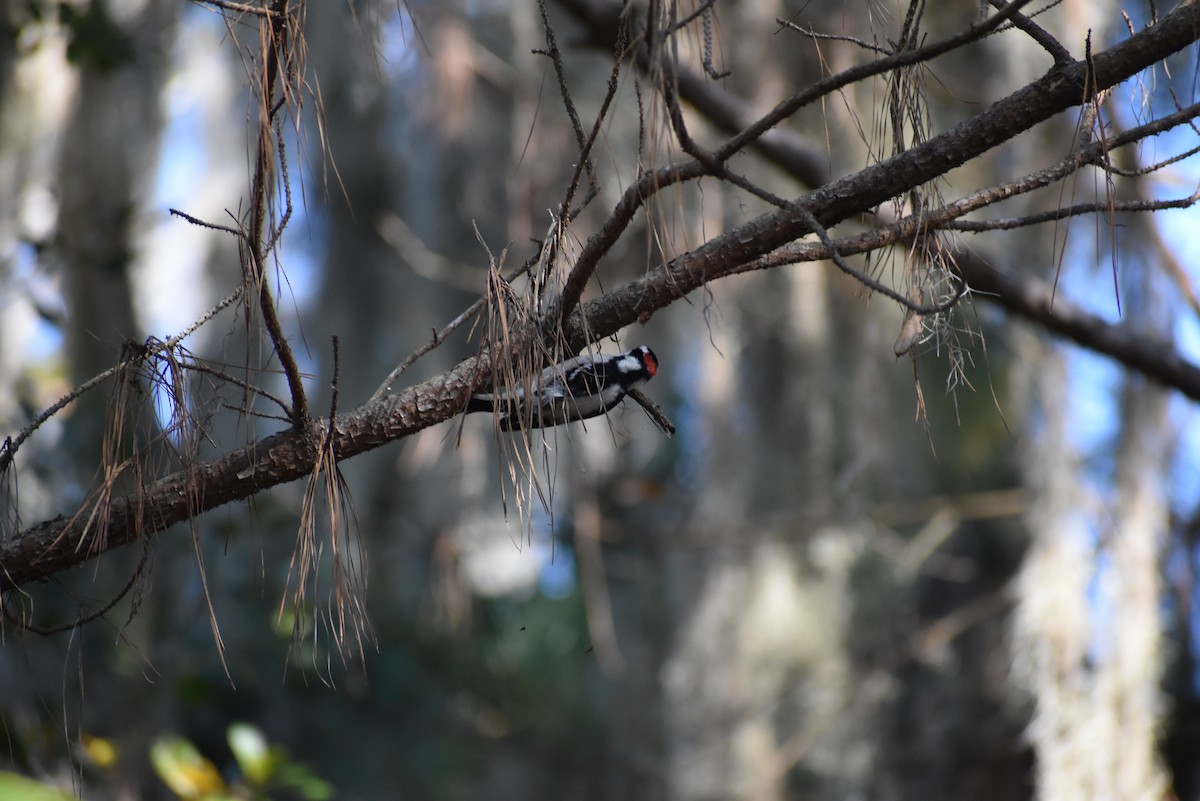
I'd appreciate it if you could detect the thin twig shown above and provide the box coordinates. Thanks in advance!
[666,0,719,35]
[628,388,675,436]
[192,0,283,18]
[0,286,245,475]
[715,0,1041,162]
[557,16,627,229]
[713,161,965,314]
[546,20,633,329]
[536,0,589,154]
[2,538,151,634]
[369,249,544,402]
[182,358,294,415]
[1097,141,1200,176]
[169,208,244,237]
[945,194,1200,230]
[328,336,340,424]
[775,18,889,55]
[246,0,308,426]
[987,0,1073,65]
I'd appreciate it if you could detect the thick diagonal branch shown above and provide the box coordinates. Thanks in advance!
[561,2,1200,364]
[553,0,1198,332]
[3,2,1198,592]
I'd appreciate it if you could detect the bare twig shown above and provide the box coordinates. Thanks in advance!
[534,0,631,332]
[775,18,889,55]
[628,387,675,436]
[0,287,245,476]
[2,538,151,634]
[179,359,294,416]
[169,208,244,236]
[1097,141,1200,176]
[369,244,544,402]
[246,0,308,426]
[714,0,1041,162]
[192,0,283,18]
[536,0,590,154]
[987,0,1073,65]
[944,193,1200,230]
[709,161,967,315]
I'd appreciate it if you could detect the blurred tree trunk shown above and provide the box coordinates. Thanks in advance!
[641,3,1170,801]
[0,6,76,523]
[54,0,177,475]
[1014,237,1171,801]
[1000,2,1173,800]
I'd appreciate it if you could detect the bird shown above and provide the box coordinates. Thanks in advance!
[465,346,659,431]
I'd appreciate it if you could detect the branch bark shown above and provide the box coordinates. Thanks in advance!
[0,363,481,589]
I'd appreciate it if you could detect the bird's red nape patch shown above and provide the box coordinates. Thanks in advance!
[643,349,658,377]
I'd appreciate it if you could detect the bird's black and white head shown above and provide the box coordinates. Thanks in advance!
[617,345,658,385]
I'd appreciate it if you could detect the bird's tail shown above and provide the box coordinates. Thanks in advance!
[465,392,530,430]
[464,394,495,414]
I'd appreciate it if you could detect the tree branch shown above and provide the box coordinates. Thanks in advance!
[247,0,308,426]
[561,1,1200,342]
[3,1,1198,593]
[953,249,1200,398]
[565,0,1019,323]
[552,0,1200,335]
[0,362,481,590]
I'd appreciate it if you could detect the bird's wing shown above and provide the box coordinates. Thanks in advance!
[561,361,617,396]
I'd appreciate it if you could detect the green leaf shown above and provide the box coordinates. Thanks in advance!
[274,763,335,801]
[227,723,277,786]
[0,772,79,801]
[149,737,228,799]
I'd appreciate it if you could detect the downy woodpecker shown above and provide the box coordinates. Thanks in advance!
[466,346,659,430]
